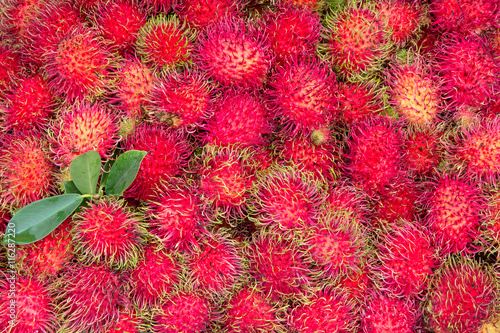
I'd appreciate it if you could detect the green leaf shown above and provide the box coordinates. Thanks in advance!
[100,148,122,189]
[2,194,83,245]
[64,180,81,194]
[69,151,101,195]
[105,150,147,196]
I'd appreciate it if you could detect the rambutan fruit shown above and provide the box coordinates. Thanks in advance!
[373,221,439,298]
[386,58,442,127]
[175,0,244,31]
[4,73,55,133]
[72,198,145,269]
[195,18,272,89]
[0,276,57,333]
[50,101,119,167]
[93,0,147,53]
[404,130,443,176]
[375,0,423,47]
[263,6,321,65]
[142,0,174,13]
[136,15,194,71]
[3,0,45,43]
[361,291,420,333]
[246,229,312,302]
[104,310,144,333]
[427,257,498,333]
[335,81,383,125]
[16,219,73,279]
[0,44,20,97]
[122,123,192,201]
[56,263,126,332]
[0,134,54,208]
[147,182,207,251]
[250,166,323,234]
[276,0,325,11]
[346,116,404,196]
[430,0,500,35]
[323,184,368,225]
[334,264,373,303]
[152,289,211,333]
[323,5,389,78]
[287,289,358,333]
[43,24,114,102]
[186,231,242,296]
[483,191,500,245]
[147,69,212,129]
[267,56,337,135]
[424,174,486,255]
[128,244,182,308]
[205,88,271,147]
[436,34,500,110]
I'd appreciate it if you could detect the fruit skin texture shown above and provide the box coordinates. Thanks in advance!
[50,101,119,167]
[0,134,54,208]
[175,0,244,31]
[427,257,498,333]
[335,81,383,125]
[0,43,20,97]
[0,276,58,333]
[404,130,443,176]
[104,311,143,333]
[376,0,422,46]
[195,18,272,89]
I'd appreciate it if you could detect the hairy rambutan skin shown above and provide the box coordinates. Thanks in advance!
[205,88,271,147]
[175,0,244,31]
[334,265,373,303]
[142,0,174,12]
[427,257,498,333]
[437,34,500,110]
[276,0,324,11]
[404,130,443,176]
[4,73,55,132]
[0,44,20,97]
[3,0,45,43]
[375,0,423,47]
[288,289,358,333]
[56,263,127,332]
[128,244,182,309]
[268,57,337,135]
[123,123,192,201]
[147,69,212,129]
[263,6,321,65]
[195,18,272,89]
[0,134,54,208]
[335,81,383,125]
[323,184,368,225]
[424,174,487,255]
[104,310,143,333]
[50,101,119,167]
[136,15,194,71]
[0,276,58,333]
[43,24,114,102]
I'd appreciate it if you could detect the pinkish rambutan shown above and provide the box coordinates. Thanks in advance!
[136,15,194,71]
[437,34,500,110]
[104,310,144,333]
[50,101,119,167]
[4,73,55,132]
[56,263,126,332]
[175,0,243,31]
[335,265,373,302]
[72,198,145,269]
[268,56,337,134]
[205,88,271,147]
[483,191,500,245]
[3,0,45,43]
[335,81,383,125]
[0,134,54,208]
[128,244,182,308]
[93,0,147,53]
[263,6,321,65]
[424,174,486,255]
[288,289,357,333]
[403,130,443,176]
[195,18,272,89]
[147,69,212,128]
[323,184,368,225]
[0,44,20,97]
[375,0,423,47]
[0,276,57,333]
[43,24,114,102]
[123,123,192,201]
[427,257,498,333]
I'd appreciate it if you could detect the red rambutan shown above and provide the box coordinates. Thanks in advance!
[142,0,174,13]
[104,310,144,333]
[276,0,324,11]
[403,130,443,176]
[323,184,368,224]
[3,0,45,43]
[335,265,372,303]
[375,0,423,47]
[0,44,20,97]
[175,0,243,31]
[335,81,383,125]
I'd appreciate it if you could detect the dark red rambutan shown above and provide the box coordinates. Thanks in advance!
[205,88,271,147]
[335,81,383,125]
[424,174,486,255]
[0,276,57,333]
[436,34,500,110]
[43,24,114,102]
[335,264,372,302]
[268,56,337,135]
[375,0,423,47]
[195,18,272,89]
[104,310,143,333]
[4,73,55,133]
[175,0,243,31]
[136,15,194,71]
[0,44,20,97]
[264,6,321,65]
[323,184,368,225]
[123,123,192,201]
[50,101,119,167]
[3,0,45,43]
[427,257,498,333]
[0,134,54,208]
[403,130,443,176]
[276,0,324,11]
[147,69,212,129]
[56,263,126,332]
[142,0,173,13]
[128,244,182,308]
[288,289,357,333]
